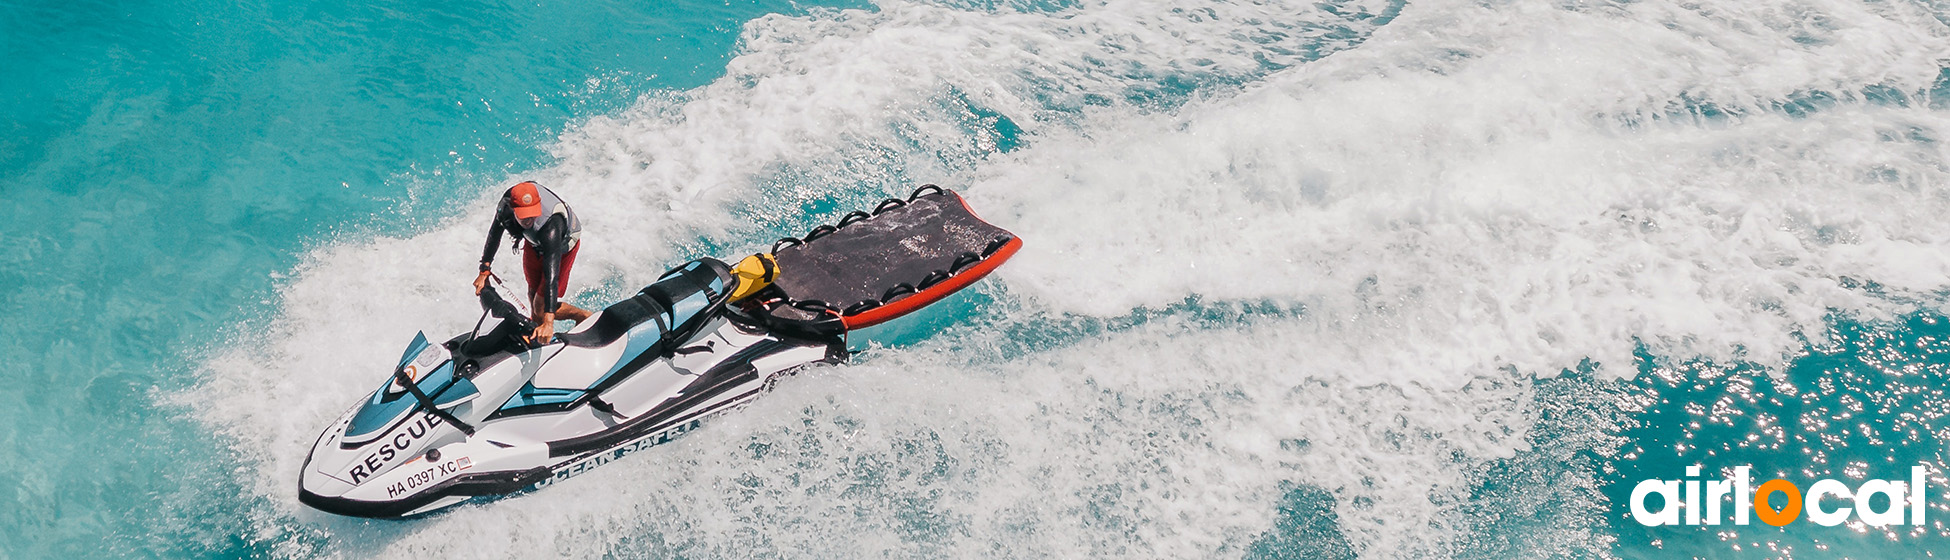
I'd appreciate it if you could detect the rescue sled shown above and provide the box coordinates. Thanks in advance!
[744,184,1023,335]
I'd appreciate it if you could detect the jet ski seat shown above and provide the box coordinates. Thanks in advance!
[561,258,734,349]
[562,296,656,348]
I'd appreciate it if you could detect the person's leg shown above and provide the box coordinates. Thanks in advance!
[521,246,547,320]
[556,302,592,322]
[552,241,589,323]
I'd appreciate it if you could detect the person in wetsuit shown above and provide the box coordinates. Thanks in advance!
[472,181,592,344]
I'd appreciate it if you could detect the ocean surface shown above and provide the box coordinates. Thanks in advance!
[6,0,1950,557]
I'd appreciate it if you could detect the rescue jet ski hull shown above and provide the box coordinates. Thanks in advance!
[298,325,841,517]
[299,259,843,518]
[299,186,1017,518]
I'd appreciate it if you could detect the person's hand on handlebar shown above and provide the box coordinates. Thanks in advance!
[528,311,556,345]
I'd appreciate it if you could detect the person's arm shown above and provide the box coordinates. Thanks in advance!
[525,214,572,344]
[474,210,508,294]
[535,214,570,316]
[481,211,508,265]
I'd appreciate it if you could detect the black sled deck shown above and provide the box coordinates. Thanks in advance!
[745,185,1021,335]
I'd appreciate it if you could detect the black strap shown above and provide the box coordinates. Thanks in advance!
[651,301,670,335]
[586,396,619,417]
[983,235,1012,256]
[882,282,916,302]
[392,368,476,436]
[792,299,834,313]
[838,210,872,229]
[918,269,951,290]
[951,251,983,273]
[910,184,946,200]
[804,224,838,242]
[698,270,720,300]
[843,299,881,316]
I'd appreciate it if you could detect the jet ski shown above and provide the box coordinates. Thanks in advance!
[298,186,1019,518]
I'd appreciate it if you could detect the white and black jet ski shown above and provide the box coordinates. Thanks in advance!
[299,186,1020,518]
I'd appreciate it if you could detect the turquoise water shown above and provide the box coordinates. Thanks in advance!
[0,0,851,555]
[9,0,1950,557]
[1601,314,1950,558]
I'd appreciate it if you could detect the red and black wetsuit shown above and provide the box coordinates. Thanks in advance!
[481,185,582,313]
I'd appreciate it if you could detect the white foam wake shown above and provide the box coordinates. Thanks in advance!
[189,0,1950,557]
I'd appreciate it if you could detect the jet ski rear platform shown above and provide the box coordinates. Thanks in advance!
[298,185,1018,518]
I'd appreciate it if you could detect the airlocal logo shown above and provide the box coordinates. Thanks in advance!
[1632,465,1928,527]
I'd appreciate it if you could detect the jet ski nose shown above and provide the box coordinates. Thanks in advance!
[297,469,354,513]
[296,416,473,519]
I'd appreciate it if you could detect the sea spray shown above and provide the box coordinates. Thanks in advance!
[177,0,1950,557]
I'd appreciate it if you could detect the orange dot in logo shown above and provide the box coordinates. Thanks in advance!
[1754,479,1802,527]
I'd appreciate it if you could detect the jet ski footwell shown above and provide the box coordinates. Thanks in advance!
[299,186,1017,518]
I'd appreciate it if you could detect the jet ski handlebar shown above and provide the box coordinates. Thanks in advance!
[477,286,536,333]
